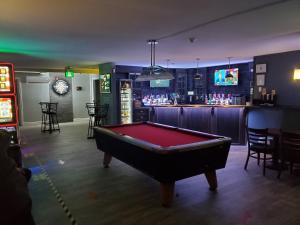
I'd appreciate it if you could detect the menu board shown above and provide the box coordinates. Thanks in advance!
[0,66,11,92]
[0,97,13,123]
[100,74,111,93]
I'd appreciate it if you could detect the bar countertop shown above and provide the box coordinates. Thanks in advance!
[142,104,246,108]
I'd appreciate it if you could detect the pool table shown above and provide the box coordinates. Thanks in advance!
[94,122,231,207]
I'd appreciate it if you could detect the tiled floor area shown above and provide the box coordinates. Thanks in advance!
[21,120,300,225]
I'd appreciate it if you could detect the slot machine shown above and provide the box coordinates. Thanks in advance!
[0,63,19,144]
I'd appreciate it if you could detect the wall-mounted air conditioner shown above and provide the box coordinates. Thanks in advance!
[26,73,50,83]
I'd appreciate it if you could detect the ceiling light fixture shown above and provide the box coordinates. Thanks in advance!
[194,58,202,80]
[226,57,234,79]
[135,40,174,82]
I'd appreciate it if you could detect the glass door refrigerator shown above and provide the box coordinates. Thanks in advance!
[119,79,132,124]
[0,63,19,144]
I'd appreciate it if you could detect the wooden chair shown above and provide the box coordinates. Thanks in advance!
[278,131,300,178]
[244,128,274,176]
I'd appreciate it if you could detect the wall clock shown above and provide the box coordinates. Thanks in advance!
[52,79,70,95]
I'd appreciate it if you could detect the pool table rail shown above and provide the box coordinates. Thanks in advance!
[95,121,231,153]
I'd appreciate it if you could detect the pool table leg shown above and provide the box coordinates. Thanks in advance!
[204,170,218,191]
[160,182,175,207]
[103,152,112,168]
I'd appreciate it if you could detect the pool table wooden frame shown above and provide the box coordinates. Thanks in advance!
[94,122,231,207]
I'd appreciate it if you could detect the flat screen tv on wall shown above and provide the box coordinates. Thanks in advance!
[150,79,170,88]
[214,68,238,86]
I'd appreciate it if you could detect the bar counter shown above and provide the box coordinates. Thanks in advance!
[144,104,246,108]
[136,104,246,145]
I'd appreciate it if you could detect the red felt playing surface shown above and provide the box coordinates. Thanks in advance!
[108,124,211,147]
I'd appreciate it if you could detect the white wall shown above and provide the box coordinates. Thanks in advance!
[17,72,98,122]
[21,83,50,122]
[72,74,98,118]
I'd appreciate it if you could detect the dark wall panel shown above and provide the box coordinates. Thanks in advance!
[116,63,252,102]
[99,63,118,125]
[153,107,180,127]
[254,50,300,106]
[247,107,300,132]
[182,107,212,133]
[207,62,253,101]
[215,107,244,143]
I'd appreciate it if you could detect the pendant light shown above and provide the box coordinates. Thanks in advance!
[136,40,174,82]
[165,59,172,76]
[166,59,170,69]
[226,57,234,79]
[194,58,202,80]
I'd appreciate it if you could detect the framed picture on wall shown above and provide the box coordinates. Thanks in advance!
[100,73,111,93]
[256,64,267,73]
[256,74,265,86]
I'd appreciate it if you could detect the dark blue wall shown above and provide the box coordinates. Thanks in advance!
[99,63,118,124]
[254,50,300,106]
[115,63,252,102]
[248,107,300,132]
[207,62,253,101]
[115,65,176,99]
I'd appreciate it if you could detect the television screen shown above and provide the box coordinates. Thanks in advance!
[214,68,238,86]
[150,79,170,88]
[0,97,14,123]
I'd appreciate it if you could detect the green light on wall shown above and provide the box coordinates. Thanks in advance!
[65,69,74,78]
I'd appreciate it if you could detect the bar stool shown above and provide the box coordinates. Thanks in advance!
[39,102,48,132]
[94,104,109,127]
[39,102,60,133]
[86,103,96,139]
[86,103,109,139]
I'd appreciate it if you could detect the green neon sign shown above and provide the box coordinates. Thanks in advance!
[65,70,74,78]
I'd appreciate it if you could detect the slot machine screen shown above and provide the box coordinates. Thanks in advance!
[0,66,13,93]
[0,97,14,124]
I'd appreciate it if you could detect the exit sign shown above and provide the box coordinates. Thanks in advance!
[65,70,74,78]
